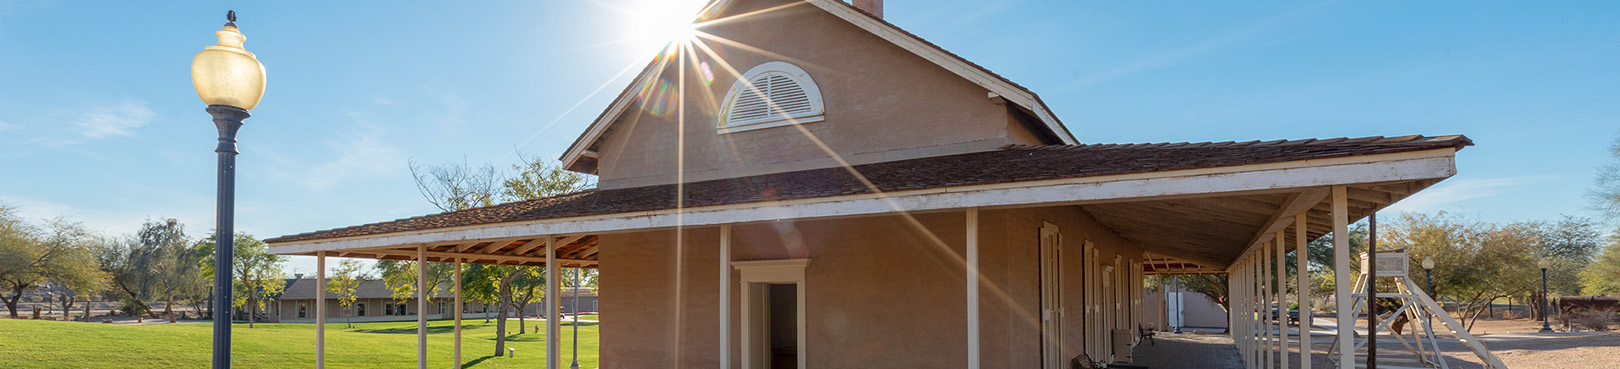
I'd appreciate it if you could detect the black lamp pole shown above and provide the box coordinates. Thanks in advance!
[1424,268,1432,295]
[570,268,581,369]
[210,104,248,368]
[1539,266,1552,332]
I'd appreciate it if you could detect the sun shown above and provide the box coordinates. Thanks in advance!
[619,0,709,54]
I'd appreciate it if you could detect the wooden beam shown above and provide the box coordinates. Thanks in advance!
[508,238,551,257]
[1231,188,1329,270]
[367,249,598,266]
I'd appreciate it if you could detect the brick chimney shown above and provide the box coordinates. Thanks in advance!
[854,0,883,19]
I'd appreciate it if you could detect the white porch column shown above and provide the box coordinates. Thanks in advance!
[1296,213,1312,369]
[1253,253,1262,369]
[1262,241,1272,369]
[417,245,427,369]
[1245,257,1255,369]
[720,224,731,369]
[966,207,981,369]
[547,237,562,369]
[454,254,463,368]
[316,251,326,369]
[1332,185,1353,369]
[1276,230,1287,369]
[1257,250,1270,369]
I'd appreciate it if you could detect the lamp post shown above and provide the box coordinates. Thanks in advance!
[192,10,267,369]
[1421,256,1434,296]
[1538,259,1552,332]
[570,268,581,369]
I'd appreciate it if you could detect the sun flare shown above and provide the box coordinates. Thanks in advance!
[618,0,709,54]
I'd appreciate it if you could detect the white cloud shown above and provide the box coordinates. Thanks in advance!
[0,119,17,131]
[297,129,407,191]
[1384,175,1548,214]
[1057,1,1337,92]
[0,196,209,238]
[73,101,157,138]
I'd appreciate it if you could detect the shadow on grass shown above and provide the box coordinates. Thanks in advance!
[355,325,458,334]
[485,333,545,342]
[463,354,497,368]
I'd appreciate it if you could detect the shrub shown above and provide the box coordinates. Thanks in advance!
[1568,308,1616,332]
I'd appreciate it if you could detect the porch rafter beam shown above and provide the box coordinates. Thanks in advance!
[1230,188,1329,271]
[367,249,598,266]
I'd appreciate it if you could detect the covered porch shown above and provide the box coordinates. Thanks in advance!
[267,136,1472,368]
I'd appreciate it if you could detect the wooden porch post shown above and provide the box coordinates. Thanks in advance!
[1276,230,1287,369]
[1332,185,1352,369]
[316,251,326,369]
[1296,213,1312,369]
[547,237,561,369]
[455,254,463,368]
[1262,241,1272,369]
[720,224,731,369]
[965,207,981,369]
[410,245,425,369]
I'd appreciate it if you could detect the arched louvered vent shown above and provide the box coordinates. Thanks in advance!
[719,62,825,133]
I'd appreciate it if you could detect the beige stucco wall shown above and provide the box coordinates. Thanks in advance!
[590,0,1050,189]
[598,206,1148,368]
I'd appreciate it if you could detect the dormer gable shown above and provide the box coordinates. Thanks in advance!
[562,0,1076,189]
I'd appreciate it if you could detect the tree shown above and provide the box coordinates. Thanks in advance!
[136,219,206,321]
[502,153,590,201]
[409,154,590,353]
[327,259,367,328]
[373,260,455,310]
[0,206,105,318]
[1580,232,1620,295]
[1591,136,1620,219]
[509,266,547,334]
[411,158,501,213]
[199,232,286,328]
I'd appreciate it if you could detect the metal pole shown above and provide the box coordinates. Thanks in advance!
[1424,269,1432,296]
[209,104,247,369]
[1367,212,1378,369]
[570,267,581,369]
[1540,268,1552,332]
[316,252,325,369]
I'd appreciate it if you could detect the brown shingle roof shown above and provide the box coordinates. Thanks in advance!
[266,135,1470,244]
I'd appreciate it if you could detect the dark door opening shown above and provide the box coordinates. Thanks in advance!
[768,283,798,369]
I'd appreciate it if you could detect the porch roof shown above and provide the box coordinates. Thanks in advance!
[266,134,1469,269]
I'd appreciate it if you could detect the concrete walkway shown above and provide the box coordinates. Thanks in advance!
[1130,332,1244,369]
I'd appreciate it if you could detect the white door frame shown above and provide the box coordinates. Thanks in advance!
[1039,222,1063,369]
[733,259,809,369]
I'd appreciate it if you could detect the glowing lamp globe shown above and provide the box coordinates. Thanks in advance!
[192,20,265,110]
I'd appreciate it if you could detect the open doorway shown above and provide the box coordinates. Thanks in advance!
[767,283,798,369]
[734,259,808,369]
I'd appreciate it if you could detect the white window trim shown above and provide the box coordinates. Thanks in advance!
[732,259,808,369]
[717,61,826,134]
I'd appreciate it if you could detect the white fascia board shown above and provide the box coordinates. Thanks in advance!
[269,149,1457,255]
[560,55,666,173]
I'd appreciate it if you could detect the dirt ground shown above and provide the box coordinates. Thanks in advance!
[1269,317,1620,369]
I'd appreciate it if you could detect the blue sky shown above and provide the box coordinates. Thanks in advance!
[3,0,1617,275]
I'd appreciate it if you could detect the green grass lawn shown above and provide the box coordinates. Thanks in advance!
[0,318,598,368]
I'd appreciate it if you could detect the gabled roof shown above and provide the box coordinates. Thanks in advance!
[270,135,1469,244]
[559,0,1078,174]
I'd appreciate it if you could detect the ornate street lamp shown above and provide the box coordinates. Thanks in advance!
[1538,259,1552,332]
[192,10,266,368]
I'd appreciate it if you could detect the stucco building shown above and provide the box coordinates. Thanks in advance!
[267,1,1476,368]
